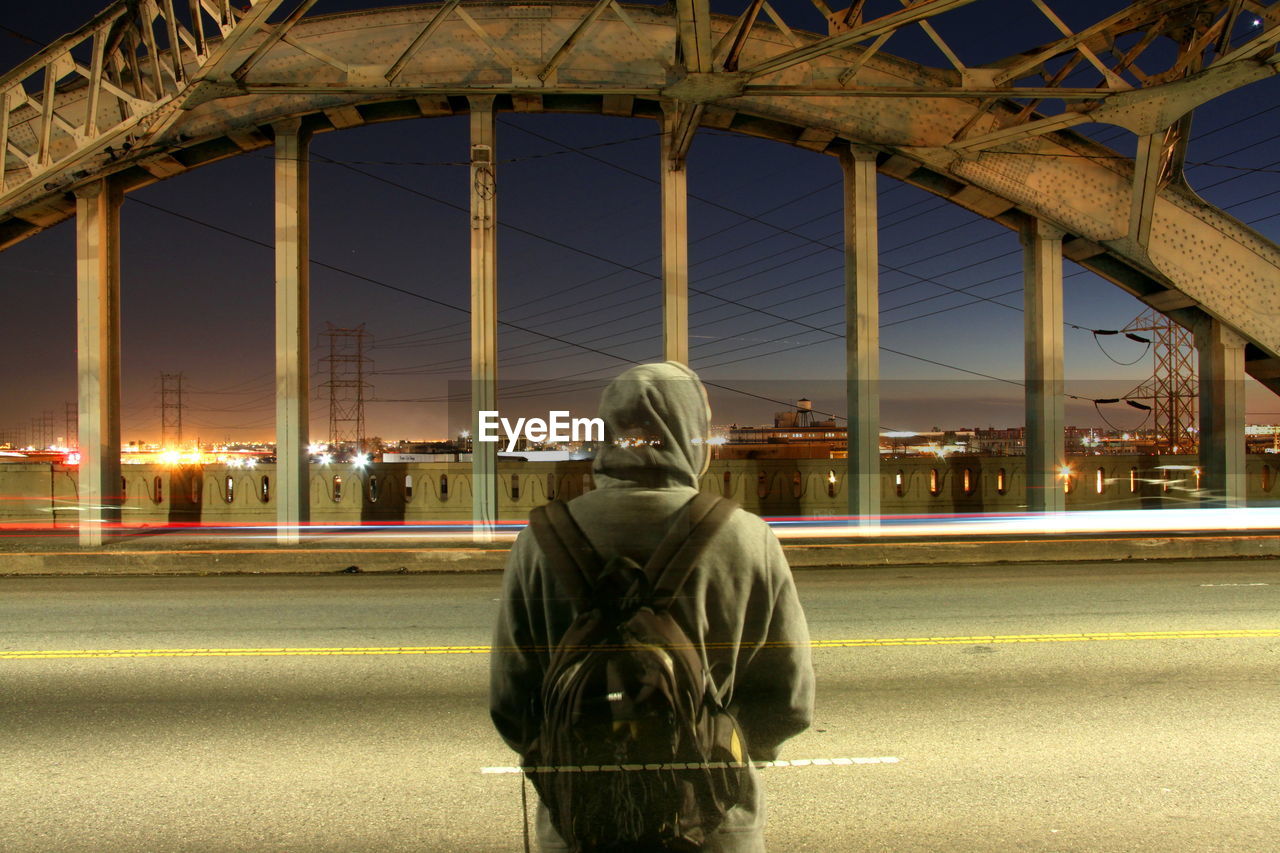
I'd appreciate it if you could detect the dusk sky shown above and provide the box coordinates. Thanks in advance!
[2,1,1279,445]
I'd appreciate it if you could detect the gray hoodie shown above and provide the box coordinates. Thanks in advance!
[490,361,815,852]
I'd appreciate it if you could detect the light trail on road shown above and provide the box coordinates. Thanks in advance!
[5,506,1280,544]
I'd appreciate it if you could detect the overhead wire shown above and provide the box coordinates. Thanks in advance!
[332,152,1037,377]
[377,207,1017,373]
[351,179,985,372]
[124,195,867,422]
[335,112,1122,375]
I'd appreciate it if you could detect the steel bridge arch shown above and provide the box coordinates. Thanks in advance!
[2,2,1279,386]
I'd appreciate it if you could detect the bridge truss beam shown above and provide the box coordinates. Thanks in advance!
[273,118,311,544]
[1197,319,1247,508]
[74,178,122,547]
[470,96,499,542]
[842,144,880,523]
[1023,220,1066,514]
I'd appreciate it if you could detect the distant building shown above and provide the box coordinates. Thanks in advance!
[714,399,847,460]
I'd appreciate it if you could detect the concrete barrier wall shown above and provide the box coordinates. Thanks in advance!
[3,456,1279,524]
[0,464,81,525]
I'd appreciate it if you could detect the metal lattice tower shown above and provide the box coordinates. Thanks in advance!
[32,411,57,450]
[321,324,372,453]
[65,401,77,450]
[1125,310,1198,454]
[160,372,185,447]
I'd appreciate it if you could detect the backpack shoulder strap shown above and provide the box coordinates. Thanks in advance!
[646,494,738,611]
[528,500,601,609]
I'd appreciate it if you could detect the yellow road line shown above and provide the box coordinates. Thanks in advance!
[808,629,1280,647]
[1,629,1276,660]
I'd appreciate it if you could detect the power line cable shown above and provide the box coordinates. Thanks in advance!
[326,147,1034,371]
[124,195,866,421]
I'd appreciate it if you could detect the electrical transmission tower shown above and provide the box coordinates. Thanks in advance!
[321,323,372,454]
[32,411,56,450]
[1124,310,1197,454]
[65,401,77,449]
[160,372,185,447]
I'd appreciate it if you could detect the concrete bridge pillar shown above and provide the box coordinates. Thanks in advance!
[1196,319,1247,507]
[273,119,312,545]
[660,104,689,364]
[74,178,123,547]
[469,97,499,541]
[841,145,880,523]
[1022,219,1065,513]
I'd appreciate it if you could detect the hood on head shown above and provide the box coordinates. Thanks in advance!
[591,361,712,490]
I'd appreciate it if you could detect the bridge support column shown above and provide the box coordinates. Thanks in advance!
[660,104,689,364]
[273,120,312,545]
[1022,220,1065,513]
[75,178,122,547]
[1196,319,1246,507]
[470,97,498,542]
[841,145,880,523]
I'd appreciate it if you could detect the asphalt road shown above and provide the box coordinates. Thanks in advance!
[1,560,1277,852]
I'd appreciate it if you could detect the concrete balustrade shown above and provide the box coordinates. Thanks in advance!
[3,457,1277,527]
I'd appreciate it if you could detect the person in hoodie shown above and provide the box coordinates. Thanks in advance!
[490,361,815,852]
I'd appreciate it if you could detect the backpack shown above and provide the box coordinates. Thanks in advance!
[524,493,747,853]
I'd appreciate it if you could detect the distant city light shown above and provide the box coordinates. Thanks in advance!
[353,453,369,467]
[319,453,333,465]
